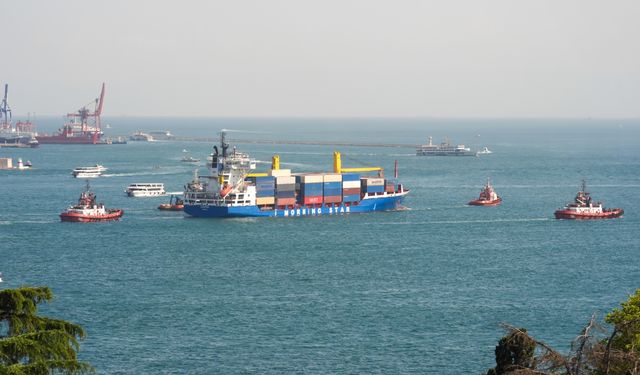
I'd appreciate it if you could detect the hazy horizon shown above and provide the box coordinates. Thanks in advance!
[5,0,640,118]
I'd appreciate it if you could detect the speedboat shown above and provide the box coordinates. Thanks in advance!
[477,147,492,154]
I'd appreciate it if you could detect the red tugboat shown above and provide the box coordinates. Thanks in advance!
[158,195,184,211]
[468,178,502,206]
[554,180,623,220]
[60,181,123,222]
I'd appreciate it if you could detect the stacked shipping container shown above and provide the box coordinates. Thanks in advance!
[275,176,296,206]
[385,180,396,193]
[251,172,395,207]
[297,174,323,205]
[323,174,342,204]
[361,177,385,194]
[342,173,361,202]
[255,176,275,205]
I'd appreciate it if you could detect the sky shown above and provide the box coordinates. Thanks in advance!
[3,0,640,118]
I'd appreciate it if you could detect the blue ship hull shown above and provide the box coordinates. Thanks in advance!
[184,194,406,218]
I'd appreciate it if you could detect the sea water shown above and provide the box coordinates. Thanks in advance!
[1,118,639,374]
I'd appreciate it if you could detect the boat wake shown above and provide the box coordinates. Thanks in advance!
[103,170,183,177]
[384,218,550,225]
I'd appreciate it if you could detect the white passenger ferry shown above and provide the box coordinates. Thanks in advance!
[125,183,166,197]
[416,136,476,156]
[71,165,107,178]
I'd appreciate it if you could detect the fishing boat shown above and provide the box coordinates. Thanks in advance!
[71,165,107,178]
[60,181,123,222]
[468,178,502,206]
[554,181,623,220]
[182,131,409,218]
[158,195,184,211]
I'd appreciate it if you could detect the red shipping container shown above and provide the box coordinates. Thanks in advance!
[323,195,342,203]
[342,187,361,196]
[276,197,296,206]
[303,196,323,205]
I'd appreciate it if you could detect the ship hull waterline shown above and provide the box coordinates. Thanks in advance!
[554,208,623,220]
[37,133,102,144]
[60,210,124,222]
[468,197,502,206]
[184,193,407,218]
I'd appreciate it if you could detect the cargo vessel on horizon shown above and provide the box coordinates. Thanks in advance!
[0,84,39,147]
[36,83,105,144]
[183,131,409,218]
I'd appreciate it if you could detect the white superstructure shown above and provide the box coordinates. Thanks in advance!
[125,183,166,197]
[183,131,258,206]
[72,165,107,178]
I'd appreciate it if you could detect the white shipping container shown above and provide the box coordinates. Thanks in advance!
[256,197,275,205]
[323,173,342,182]
[362,177,385,186]
[300,174,324,183]
[269,169,292,177]
[275,176,296,185]
[342,180,361,189]
[0,158,12,170]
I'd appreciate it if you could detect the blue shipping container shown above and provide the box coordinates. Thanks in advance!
[323,182,342,189]
[276,190,295,198]
[341,173,360,181]
[323,188,342,196]
[343,194,360,202]
[301,184,323,195]
[365,185,385,193]
[256,184,275,191]
[256,176,275,183]
[256,190,275,198]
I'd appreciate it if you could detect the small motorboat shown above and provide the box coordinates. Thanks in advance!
[158,195,184,211]
[469,178,502,206]
[181,155,200,163]
[477,146,492,154]
[16,158,32,170]
[60,181,124,222]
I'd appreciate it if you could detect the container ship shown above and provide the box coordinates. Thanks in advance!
[0,84,39,147]
[416,136,476,156]
[36,83,105,144]
[183,132,409,218]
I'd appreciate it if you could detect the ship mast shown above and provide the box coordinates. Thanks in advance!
[65,83,105,134]
[1,84,11,130]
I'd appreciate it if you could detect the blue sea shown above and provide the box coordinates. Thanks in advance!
[1,117,639,374]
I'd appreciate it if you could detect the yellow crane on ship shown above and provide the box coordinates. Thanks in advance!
[246,152,383,177]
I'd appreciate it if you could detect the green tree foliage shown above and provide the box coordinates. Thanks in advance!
[482,289,640,375]
[601,288,640,375]
[485,328,536,375]
[0,286,93,375]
